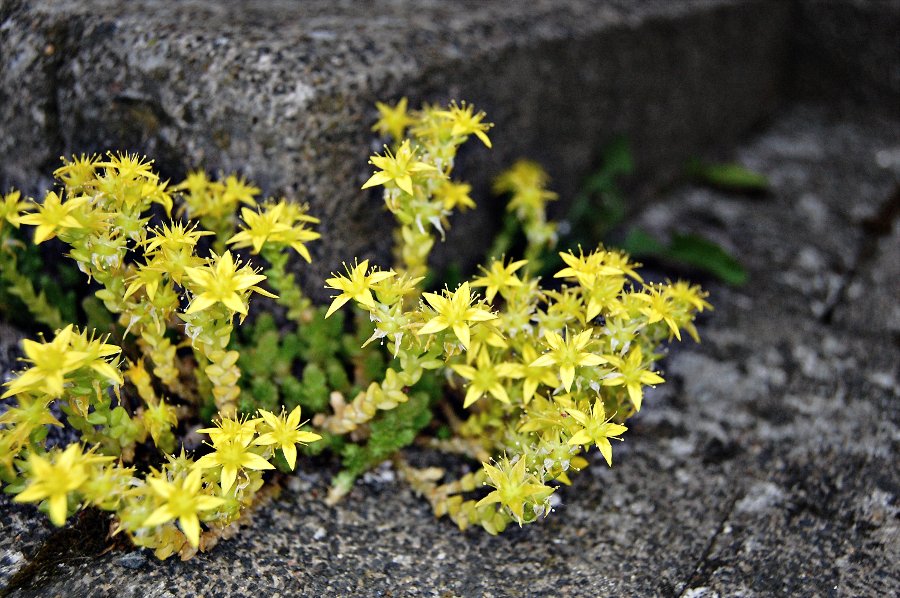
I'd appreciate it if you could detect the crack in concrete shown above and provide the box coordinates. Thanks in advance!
[1,509,116,596]
[676,491,740,597]
[819,183,900,326]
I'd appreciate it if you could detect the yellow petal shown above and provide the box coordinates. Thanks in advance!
[597,438,614,467]
[179,514,202,547]
[361,171,393,190]
[417,318,449,336]
[144,504,176,528]
[281,443,297,470]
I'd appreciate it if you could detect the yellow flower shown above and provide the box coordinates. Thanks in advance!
[601,345,664,411]
[361,139,437,196]
[193,437,274,494]
[123,263,167,303]
[451,348,519,408]
[0,189,27,231]
[554,248,622,288]
[324,259,395,318]
[67,327,123,385]
[565,398,628,466]
[436,101,493,148]
[371,97,414,141]
[96,152,159,182]
[633,285,682,340]
[510,343,559,404]
[227,201,321,261]
[18,191,87,244]
[184,250,276,316]
[433,180,476,212]
[143,468,226,547]
[143,222,212,285]
[493,159,550,195]
[417,282,496,350]
[530,328,606,392]
[2,325,86,398]
[53,153,99,192]
[253,406,322,470]
[0,395,63,438]
[173,169,218,197]
[227,203,293,254]
[666,280,711,312]
[471,258,528,303]
[476,456,554,525]
[175,172,255,221]
[197,415,260,447]
[221,174,260,207]
[13,444,103,526]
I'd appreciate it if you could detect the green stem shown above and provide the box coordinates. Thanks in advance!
[0,250,64,330]
[262,248,313,324]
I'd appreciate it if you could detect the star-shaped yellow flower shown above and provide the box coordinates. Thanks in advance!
[184,251,276,316]
[510,343,559,404]
[433,180,476,212]
[361,140,437,196]
[451,348,519,408]
[633,285,682,340]
[2,325,87,399]
[193,436,274,495]
[197,414,260,447]
[18,191,87,244]
[601,345,664,411]
[324,259,395,318]
[436,101,494,148]
[471,258,528,303]
[565,399,628,466]
[529,328,606,392]
[476,456,554,526]
[143,468,226,547]
[227,203,293,254]
[371,97,415,141]
[0,190,27,232]
[13,444,111,526]
[417,282,496,350]
[253,406,322,470]
[554,248,622,288]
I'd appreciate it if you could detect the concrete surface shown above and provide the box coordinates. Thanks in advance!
[1,0,899,595]
[0,0,791,293]
[1,103,897,597]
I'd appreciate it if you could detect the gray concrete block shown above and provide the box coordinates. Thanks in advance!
[1,0,791,295]
[2,101,898,598]
[793,0,900,114]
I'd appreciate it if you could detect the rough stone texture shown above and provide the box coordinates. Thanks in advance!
[2,103,897,597]
[2,0,900,595]
[0,0,791,295]
[793,0,900,114]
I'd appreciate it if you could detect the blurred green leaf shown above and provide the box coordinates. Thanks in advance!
[687,159,769,193]
[668,233,748,286]
[621,228,666,256]
[623,228,747,286]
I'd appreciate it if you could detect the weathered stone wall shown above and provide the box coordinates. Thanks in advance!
[793,0,900,113]
[1,0,791,292]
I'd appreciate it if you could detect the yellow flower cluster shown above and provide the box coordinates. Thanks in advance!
[323,99,710,531]
[0,154,324,559]
[0,97,711,552]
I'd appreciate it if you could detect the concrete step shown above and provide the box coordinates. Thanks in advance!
[2,101,898,598]
[1,0,793,290]
[1,0,899,594]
